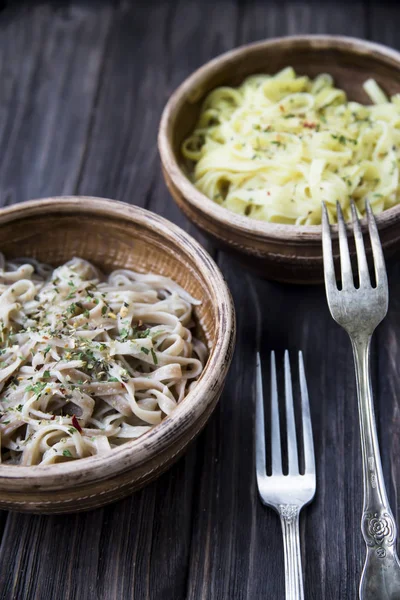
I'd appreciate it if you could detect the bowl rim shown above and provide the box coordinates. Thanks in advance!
[0,196,235,491]
[158,34,400,243]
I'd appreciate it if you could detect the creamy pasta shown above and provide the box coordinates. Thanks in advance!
[0,256,206,465]
[182,68,400,224]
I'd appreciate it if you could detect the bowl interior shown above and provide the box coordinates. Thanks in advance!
[0,198,236,505]
[170,37,400,168]
[0,200,216,355]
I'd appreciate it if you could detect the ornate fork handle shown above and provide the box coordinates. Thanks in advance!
[279,505,304,600]
[352,336,400,600]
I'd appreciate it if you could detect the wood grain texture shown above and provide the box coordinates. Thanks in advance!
[0,2,114,205]
[0,0,399,598]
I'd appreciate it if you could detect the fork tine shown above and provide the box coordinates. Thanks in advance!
[284,350,299,474]
[321,202,337,292]
[255,352,266,480]
[270,351,282,475]
[366,201,388,289]
[351,201,371,288]
[336,201,354,288]
[298,351,315,475]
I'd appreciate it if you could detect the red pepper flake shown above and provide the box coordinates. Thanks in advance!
[51,415,56,420]
[279,104,285,112]
[267,191,271,196]
[72,415,82,433]
[303,121,316,129]
[43,336,49,340]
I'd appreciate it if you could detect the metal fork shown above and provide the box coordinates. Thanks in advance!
[255,350,316,600]
[322,200,400,600]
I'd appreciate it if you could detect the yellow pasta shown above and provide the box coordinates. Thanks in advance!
[182,67,400,224]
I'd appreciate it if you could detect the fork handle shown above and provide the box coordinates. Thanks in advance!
[279,505,304,600]
[352,336,400,600]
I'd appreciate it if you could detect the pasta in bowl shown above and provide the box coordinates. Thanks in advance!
[0,197,235,513]
[182,69,400,225]
[0,256,206,466]
[159,35,400,282]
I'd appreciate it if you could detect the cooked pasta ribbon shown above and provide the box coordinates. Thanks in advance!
[182,68,400,224]
[0,256,206,465]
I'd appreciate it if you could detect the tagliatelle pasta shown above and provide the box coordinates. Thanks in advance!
[182,67,400,224]
[0,256,206,465]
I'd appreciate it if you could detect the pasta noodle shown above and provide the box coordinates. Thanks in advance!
[0,255,206,465]
[182,67,400,224]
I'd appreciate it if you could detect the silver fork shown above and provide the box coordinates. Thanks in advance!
[255,350,316,600]
[322,200,400,600]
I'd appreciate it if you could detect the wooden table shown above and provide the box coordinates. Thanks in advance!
[0,1,399,598]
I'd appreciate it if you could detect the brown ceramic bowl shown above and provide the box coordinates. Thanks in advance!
[0,197,235,513]
[158,35,400,283]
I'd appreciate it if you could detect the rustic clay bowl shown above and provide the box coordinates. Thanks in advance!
[0,197,235,513]
[158,35,400,284]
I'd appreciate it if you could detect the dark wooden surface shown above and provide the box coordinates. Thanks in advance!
[0,0,399,598]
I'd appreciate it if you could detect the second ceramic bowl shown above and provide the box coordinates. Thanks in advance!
[159,35,400,283]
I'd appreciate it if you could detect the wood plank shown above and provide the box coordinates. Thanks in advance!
[186,261,259,600]
[238,0,366,43]
[0,2,114,205]
[376,260,400,556]
[75,0,170,204]
[368,0,400,48]
[368,0,400,587]
[0,447,199,600]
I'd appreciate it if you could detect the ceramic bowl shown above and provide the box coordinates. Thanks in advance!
[159,35,400,283]
[0,196,235,513]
